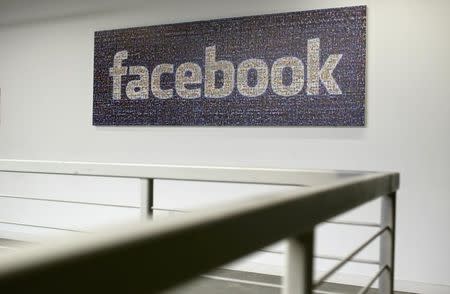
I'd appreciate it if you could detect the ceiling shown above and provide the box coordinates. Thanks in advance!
[0,0,147,27]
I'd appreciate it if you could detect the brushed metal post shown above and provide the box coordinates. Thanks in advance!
[379,192,396,293]
[283,231,314,294]
[140,178,154,220]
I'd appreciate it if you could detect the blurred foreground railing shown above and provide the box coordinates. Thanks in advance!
[0,159,399,294]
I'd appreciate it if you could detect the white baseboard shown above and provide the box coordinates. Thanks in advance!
[394,279,450,294]
[222,260,450,294]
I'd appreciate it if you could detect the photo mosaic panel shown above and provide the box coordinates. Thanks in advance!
[93,6,366,126]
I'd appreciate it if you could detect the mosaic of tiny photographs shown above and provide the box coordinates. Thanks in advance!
[93,6,366,126]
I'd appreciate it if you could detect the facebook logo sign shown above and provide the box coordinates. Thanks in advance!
[93,6,366,126]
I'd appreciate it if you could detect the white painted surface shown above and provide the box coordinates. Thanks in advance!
[155,180,300,210]
[0,0,449,292]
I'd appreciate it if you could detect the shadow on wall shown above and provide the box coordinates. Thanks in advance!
[93,126,366,140]
[0,0,150,28]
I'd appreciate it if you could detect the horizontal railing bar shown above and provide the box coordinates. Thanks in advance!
[259,248,379,265]
[153,207,187,213]
[202,274,281,288]
[0,159,377,186]
[0,194,140,209]
[0,172,399,293]
[0,238,30,247]
[357,265,389,294]
[315,254,379,265]
[314,226,389,288]
[0,246,19,251]
[0,221,85,233]
[154,208,382,229]
[324,220,380,227]
[202,275,342,294]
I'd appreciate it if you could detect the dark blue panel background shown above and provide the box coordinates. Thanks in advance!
[93,6,366,126]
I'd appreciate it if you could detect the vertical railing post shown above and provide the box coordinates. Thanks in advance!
[140,178,154,220]
[283,230,314,294]
[379,192,396,294]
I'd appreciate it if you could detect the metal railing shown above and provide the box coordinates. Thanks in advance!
[0,159,399,294]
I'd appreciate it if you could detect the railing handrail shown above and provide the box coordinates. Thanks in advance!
[0,162,399,293]
[0,159,377,186]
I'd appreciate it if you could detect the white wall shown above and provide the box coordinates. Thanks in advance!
[0,0,449,292]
